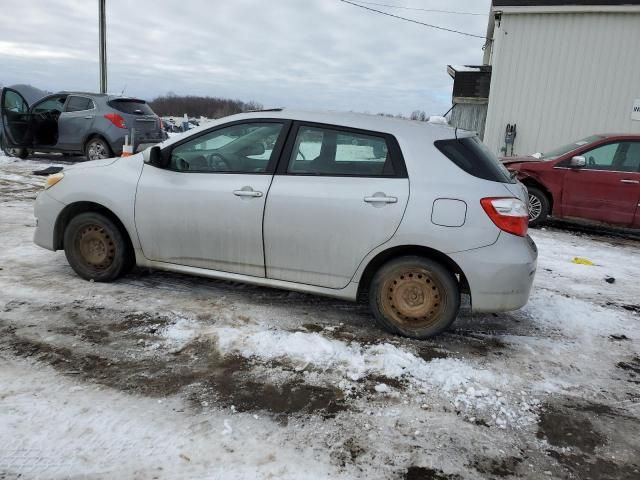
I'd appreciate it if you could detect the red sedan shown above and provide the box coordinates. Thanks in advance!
[503,134,640,228]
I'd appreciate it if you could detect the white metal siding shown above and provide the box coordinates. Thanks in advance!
[484,12,640,156]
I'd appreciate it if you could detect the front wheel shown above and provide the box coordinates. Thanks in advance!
[63,212,129,282]
[526,186,550,227]
[369,256,460,339]
[1,136,28,159]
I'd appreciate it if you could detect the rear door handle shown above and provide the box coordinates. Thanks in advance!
[233,188,263,198]
[364,195,397,204]
[620,179,640,184]
[84,115,94,119]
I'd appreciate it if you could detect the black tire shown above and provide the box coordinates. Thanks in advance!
[63,212,129,282]
[84,137,113,160]
[1,135,28,159]
[526,186,550,227]
[369,256,460,339]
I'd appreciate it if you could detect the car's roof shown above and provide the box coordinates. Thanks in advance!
[195,109,464,139]
[54,91,146,101]
[600,133,640,139]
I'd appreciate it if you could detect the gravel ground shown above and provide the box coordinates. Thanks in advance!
[1,155,639,479]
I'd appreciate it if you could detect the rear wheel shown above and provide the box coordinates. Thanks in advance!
[63,212,129,282]
[526,186,550,227]
[85,137,113,160]
[369,256,460,339]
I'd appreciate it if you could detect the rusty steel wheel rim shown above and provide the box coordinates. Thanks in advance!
[77,224,115,270]
[380,267,446,329]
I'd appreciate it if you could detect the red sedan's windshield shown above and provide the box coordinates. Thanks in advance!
[540,135,605,159]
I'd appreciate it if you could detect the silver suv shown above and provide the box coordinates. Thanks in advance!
[33,110,537,339]
[1,88,164,160]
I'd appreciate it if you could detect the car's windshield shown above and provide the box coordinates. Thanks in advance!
[540,135,605,159]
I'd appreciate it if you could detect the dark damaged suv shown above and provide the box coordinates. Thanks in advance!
[1,88,165,160]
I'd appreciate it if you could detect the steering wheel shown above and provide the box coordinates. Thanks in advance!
[207,152,232,171]
[588,156,596,166]
[175,156,190,171]
[35,111,53,121]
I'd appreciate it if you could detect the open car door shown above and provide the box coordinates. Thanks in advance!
[1,87,31,148]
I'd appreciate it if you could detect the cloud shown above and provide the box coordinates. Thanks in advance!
[0,0,491,115]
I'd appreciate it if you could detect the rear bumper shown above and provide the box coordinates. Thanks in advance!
[33,190,66,251]
[450,233,537,312]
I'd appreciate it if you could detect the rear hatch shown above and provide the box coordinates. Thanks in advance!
[435,134,529,202]
[107,98,162,143]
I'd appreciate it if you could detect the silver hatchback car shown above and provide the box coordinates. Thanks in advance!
[33,110,537,339]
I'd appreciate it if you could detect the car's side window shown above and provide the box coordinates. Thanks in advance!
[582,143,620,171]
[169,122,284,173]
[288,126,395,176]
[3,90,28,114]
[33,96,67,113]
[65,96,94,112]
[618,142,640,173]
[582,142,640,172]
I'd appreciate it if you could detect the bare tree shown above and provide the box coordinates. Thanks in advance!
[148,94,263,119]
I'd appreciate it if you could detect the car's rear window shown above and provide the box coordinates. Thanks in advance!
[108,99,155,115]
[434,136,515,183]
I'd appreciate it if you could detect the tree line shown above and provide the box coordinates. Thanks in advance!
[148,93,263,119]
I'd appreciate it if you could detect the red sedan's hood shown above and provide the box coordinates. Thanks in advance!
[500,155,543,166]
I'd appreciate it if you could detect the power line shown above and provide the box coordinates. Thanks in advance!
[353,1,487,16]
[338,0,486,39]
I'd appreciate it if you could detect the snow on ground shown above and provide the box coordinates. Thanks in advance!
[0,155,639,479]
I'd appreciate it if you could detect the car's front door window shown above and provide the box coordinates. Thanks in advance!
[3,90,28,114]
[617,142,640,173]
[33,96,67,113]
[169,122,284,173]
[582,143,618,170]
[582,142,640,172]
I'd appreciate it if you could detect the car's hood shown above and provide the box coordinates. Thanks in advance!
[500,155,543,166]
[62,157,121,172]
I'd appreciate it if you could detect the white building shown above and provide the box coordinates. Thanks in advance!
[479,0,640,156]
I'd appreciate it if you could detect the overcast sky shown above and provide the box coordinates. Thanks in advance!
[0,0,491,115]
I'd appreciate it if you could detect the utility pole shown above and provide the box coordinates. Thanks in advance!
[98,0,107,93]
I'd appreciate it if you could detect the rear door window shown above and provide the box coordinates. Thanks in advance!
[434,136,514,183]
[108,99,155,115]
[65,96,94,112]
[287,125,403,177]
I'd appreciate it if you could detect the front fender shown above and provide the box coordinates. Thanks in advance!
[45,155,144,249]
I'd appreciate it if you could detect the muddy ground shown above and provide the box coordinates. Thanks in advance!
[1,156,639,479]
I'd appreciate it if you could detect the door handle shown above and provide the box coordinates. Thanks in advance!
[233,188,263,198]
[620,179,639,184]
[84,115,94,119]
[364,195,398,204]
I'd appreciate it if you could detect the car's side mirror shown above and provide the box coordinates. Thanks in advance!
[144,145,169,168]
[570,155,586,169]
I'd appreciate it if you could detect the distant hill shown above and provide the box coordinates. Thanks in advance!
[148,94,262,119]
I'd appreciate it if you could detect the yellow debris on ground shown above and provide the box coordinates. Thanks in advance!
[572,257,595,266]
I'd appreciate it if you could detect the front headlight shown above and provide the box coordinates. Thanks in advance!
[44,173,64,189]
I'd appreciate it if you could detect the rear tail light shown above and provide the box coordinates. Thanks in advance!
[104,113,127,129]
[480,197,529,237]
